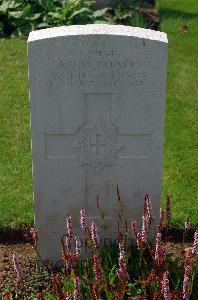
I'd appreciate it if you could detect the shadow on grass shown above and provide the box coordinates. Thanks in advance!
[160,8,198,20]
[0,227,195,244]
[0,228,30,243]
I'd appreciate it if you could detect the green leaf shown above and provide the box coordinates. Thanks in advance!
[48,12,62,19]
[114,8,132,19]
[62,2,74,17]
[23,4,31,17]
[69,7,91,19]
[25,13,42,21]
[37,22,49,29]
[94,20,110,24]
[0,3,9,13]
[109,264,117,285]
[8,10,23,19]
[44,293,57,300]
[0,0,19,12]
[93,7,110,18]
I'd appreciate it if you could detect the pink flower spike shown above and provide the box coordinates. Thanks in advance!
[184,218,190,231]
[182,248,192,300]
[92,285,102,300]
[154,233,166,267]
[155,233,161,265]
[158,208,164,232]
[30,227,38,247]
[145,193,154,220]
[192,229,198,255]
[73,275,81,300]
[141,215,148,243]
[130,218,137,238]
[136,232,142,250]
[80,209,86,231]
[161,271,171,300]
[65,293,72,300]
[116,241,129,281]
[93,255,103,285]
[75,235,81,258]
[66,214,73,238]
[166,195,171,223]
[13,252,22,278]
[65,233,71,251]
[91,219,100,249]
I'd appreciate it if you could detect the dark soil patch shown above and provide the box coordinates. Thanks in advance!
[0,242,35,264]
[0,241,193,265]
[0,226,195,243]
[162,227,195,243]
[0,228,30,243]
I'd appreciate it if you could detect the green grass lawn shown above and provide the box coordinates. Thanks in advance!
[0,0,197,231]
[0,39,33,230]
[158,0,198,227]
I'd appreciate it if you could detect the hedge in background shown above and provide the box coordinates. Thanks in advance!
[0,0,159,37]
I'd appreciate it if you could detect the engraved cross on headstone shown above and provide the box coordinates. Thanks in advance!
[90,130,104,156]
[45,93,150,217]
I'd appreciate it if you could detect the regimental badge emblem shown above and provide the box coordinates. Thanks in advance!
[73,121,122,171]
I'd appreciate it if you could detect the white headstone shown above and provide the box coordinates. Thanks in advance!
[28,25,168,264]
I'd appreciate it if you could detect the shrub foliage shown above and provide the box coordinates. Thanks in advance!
[0,0,159,37]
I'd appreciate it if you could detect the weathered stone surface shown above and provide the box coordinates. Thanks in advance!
[28,24,168,264]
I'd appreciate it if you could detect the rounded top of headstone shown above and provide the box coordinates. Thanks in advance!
[28,24,167,43]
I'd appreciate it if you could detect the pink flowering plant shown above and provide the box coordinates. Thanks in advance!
[0,191,197,299]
